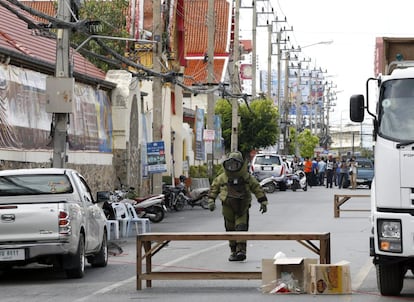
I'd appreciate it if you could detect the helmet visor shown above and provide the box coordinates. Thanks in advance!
[223,158,243,172]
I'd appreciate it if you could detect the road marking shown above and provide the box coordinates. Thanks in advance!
[73,241,228,301]
[352,258,373,290]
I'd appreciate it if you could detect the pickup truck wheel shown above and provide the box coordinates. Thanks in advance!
[376,262,404,296]
[66,233,86,279]
[89,232,108,267]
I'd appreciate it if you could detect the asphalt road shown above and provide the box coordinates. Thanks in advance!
[1,185,413,302]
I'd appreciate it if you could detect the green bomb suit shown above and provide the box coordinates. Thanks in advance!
[208,151,268,261]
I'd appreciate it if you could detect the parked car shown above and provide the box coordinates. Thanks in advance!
[356,158,374,189]
[0,168,109,278]
[249,153,288,190]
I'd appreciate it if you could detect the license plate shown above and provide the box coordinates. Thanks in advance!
[0,249,25,261]
[262,167,272,171]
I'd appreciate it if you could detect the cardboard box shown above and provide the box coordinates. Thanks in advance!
[309,261,352,294]
[261,257,318,294]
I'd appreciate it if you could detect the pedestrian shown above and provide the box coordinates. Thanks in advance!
[317,156,326,186]
[325,154,335,188]
[207,151,268,261]
[349,156,358,189]
[338,157,349,189]
[303,157,313,187]
[311,157,319,186]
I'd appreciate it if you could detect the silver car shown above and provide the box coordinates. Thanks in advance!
[249,153,288,190]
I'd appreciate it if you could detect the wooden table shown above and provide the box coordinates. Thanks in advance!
[334,194,370,217]
[136,231,331,290]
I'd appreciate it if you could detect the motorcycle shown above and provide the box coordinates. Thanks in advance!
[256,172,287,193]
[286,170,307,191]
[162,183,187,211]
[132,194,166,223]
[186,187,210,209]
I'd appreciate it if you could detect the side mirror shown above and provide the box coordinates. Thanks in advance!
[96,191,111,202]
[350,95,365,122]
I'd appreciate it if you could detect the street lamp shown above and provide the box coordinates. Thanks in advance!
[297,40,334,51]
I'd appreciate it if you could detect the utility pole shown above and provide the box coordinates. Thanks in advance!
[152,0,163,193]
[206,0,215,176]
[231,0,240,151]
[251,0,256,97]
[266,22,272,99]
[50,0,73,168]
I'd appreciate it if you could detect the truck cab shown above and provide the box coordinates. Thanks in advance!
[350,58,414,295]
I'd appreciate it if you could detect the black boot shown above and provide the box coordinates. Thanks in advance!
[235,251,246,261]
[228,245,238,261]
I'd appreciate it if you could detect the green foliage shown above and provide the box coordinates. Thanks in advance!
[288,127,298,155]
[215,98,279,158]
[297,129,320,158]
[72,0,130,71]
[189,163,223,182]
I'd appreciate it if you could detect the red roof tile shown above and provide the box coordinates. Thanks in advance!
[0,3,107,83]
[184,0,230,56]
[183,58,225,86]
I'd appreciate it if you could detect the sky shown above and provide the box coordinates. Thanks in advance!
[239,0,414,128]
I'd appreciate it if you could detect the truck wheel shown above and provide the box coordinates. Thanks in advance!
[263,182,276,193]
[66,233,86,279]
[89,232,108,267]
[376,262,404,296]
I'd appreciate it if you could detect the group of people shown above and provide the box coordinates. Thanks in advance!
[303,155,358,189]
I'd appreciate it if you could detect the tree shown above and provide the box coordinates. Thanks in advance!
[297,129,319,158]
[73,0,130,71]
[215,98,279,159]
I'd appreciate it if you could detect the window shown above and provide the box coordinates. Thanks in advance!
[0,174,73,196]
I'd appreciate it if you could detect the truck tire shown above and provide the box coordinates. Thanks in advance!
[66,233,86,279]
[88,232,108,267]
[376,262,404,296]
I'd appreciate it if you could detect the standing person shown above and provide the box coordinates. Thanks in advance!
[207,151,268,261]
[338,157,349,189]
[349,156,358,190]
[304,157,313,187]
[311,157,319,186]
[325,154,335,188]
[317,156,327,186]
[291,155,300,172]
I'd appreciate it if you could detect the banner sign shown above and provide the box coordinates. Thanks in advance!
[146,141,167,173]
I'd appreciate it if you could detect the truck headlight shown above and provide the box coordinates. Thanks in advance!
[377,219,402,253]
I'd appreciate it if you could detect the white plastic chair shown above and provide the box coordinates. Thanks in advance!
[111,202,131,237]
[124,202,151,236]
[106,219,120,241]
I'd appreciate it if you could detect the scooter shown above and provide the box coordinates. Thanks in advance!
[286,170,307,191]
[259,175,285,193]
[186,187,210,209]
[132,194,167,223]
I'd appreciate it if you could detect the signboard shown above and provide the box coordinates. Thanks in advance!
[147,141,167,173]
[203,129,215,141]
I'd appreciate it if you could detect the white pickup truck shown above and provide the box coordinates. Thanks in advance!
[0,168,109,278]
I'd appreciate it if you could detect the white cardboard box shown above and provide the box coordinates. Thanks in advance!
[261,257,318,294]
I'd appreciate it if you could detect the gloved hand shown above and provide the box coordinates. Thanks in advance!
[259,201,268,214]
[208,199,216,211]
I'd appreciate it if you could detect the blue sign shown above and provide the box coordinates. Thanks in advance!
[146,141,167,174]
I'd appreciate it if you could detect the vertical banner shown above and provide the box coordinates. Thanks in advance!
[146,141,167,173]
[195,107,205,161]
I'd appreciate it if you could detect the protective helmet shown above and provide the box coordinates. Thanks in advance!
[179,175,187,183]
[223,151,244,172]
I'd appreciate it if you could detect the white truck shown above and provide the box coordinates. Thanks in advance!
[0,168,109,278]
[350,37,414,295]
